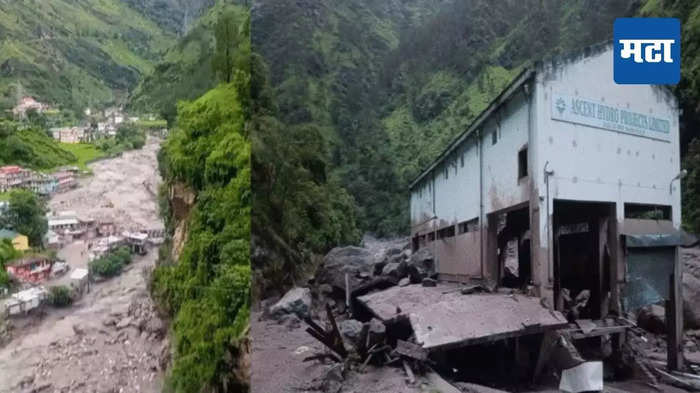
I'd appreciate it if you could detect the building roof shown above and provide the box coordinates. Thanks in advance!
[409,41,641,189]
[409,68,534,189]
[0,166,22,174]
[0,229,20,239]
[48,217,79,226]
[70,268,89,280]
[8,255,49,267]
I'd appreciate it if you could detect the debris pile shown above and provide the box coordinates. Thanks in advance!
[258,241,700,392]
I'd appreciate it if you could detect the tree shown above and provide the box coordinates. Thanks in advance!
[212,10,245,83]
[0,239,20,288]
[0,190,48,246]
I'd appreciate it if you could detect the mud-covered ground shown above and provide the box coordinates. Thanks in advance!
[0,138,167,393]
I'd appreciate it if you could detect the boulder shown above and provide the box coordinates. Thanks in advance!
[116,317,133,330]
[339,319,364,348]
[318,247,375,290]
[269,287,312,319]
[145,317,165,335]
[684,273,700,329]
[382,261,407,279]
[422,277,437,287]
[406,248,436,282]
[637,304,666,334]
[398,277,411,287]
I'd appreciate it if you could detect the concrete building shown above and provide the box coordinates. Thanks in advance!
[27,173,58,196]
[0,166,32,192]
[6,255,53,283]
[51,126,87,144]
[12,97,48,118]
[52,171,76,192]
[409,43,683,323]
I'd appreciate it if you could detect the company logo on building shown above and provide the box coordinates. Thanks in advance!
[614,18,680,85]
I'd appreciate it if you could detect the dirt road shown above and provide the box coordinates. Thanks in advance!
[0,138,167,393]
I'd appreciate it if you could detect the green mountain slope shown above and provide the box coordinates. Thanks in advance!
[129,1,248,123]
[253,0,639,236]
[0,120,78,170]
[0,0,178,114]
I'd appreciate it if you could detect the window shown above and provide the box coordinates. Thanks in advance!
[460,154,464,167]
[437,225,455,239]
[492,130,498,145]
[518,146,528,179]
[624,203,672,220]
[458,218,479,234]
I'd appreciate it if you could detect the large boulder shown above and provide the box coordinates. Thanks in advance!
[382,261,407,279]
[318,247,375,290]
[684,273,700,329]
[339,319,364,349]
[406,248,436,282]
[637,304,666,334]
[269,287,312,319]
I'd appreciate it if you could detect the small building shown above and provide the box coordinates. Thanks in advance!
[0,166,32,192]
[70,268,89,295]
[48,213,80,233]
[4,287,48,316]
[26,173,58,196]
[0,229,29,251]
[97,220,116,236]
[124,231,148,255]
[12,97,48,118]
[52,171,76,192]
[6,255,53,283]
[51,126,87,144]
[409,43,683,323]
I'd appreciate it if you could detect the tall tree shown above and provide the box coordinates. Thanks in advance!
[212,10,243,83]
[0,190,48,246]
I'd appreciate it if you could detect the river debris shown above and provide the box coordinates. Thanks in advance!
[260,238,700,392]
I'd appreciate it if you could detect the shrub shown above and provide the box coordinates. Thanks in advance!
[48,285,73,307]
[89,247,133,277]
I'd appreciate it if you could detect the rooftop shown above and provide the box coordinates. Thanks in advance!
[0,229,20,239]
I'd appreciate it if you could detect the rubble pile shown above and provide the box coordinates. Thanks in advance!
[14,296,168,393]
[258,241,700,393]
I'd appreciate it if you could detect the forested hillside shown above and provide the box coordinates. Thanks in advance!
[0,0,179,114]
[150,3,251,391]
[252,0,639,238]
[252,0,700,295]
[0,120,78,170]
[129,2,248,123]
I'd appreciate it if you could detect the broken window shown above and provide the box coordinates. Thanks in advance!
[460,153,464,168]
[624,203,671,220]
[427,232,435,242]
[491,129,498,145]
[518,146,528,179]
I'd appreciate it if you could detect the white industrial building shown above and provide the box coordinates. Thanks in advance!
[409,43,684,328]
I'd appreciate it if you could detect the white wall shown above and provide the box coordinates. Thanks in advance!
[532,44,681,252]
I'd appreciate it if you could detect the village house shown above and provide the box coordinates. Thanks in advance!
[97,220,116,237]
[51,126,87,144]
[6,255,53,284]
[0,166,32,192]
[0,229,29,251]
[47,212,81,233]
[3,287,48,316]
[409,43,684,360]
[26,173,58,196]
[52,171,76,192]
[12,96,48,118]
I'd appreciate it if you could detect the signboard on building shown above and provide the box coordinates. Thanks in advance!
[551,93,671,142]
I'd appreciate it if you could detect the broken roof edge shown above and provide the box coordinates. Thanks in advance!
[409,67,535,190]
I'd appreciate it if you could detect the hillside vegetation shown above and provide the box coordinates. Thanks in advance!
[0,120,79,170]
[129,1,248,123]
[0,0,178,113]
[151,5,251,391]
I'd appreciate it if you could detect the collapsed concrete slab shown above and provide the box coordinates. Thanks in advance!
[357,283,567,352]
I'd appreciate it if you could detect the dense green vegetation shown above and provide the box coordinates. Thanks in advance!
[637,0,700,233]
[89,246,133,278]
[0,120,78,170]
[129,2,248,124]
[0,239,21,288]
[47,285,74,307]
[0,0,180,114]
[151,6,250,391]
[0,190,47,246]
[253,0,638,238]
[95,124,147,156]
